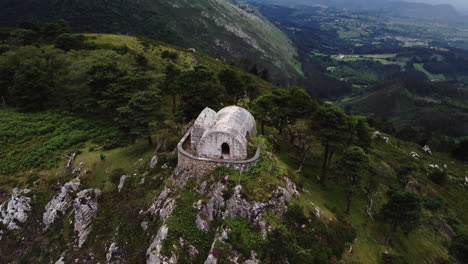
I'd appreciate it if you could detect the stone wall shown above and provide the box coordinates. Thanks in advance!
[177,128,261,176]
[197,131,247,160]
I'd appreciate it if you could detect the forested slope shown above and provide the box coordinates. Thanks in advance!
[0,0,301,84]
[0,24,467,264]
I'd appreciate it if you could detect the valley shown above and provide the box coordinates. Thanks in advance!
[0,1,467,264]
[250,1,468,148]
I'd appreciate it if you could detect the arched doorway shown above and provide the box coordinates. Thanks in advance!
[221,143,230,159]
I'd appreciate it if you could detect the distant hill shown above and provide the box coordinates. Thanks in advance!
[0,0,302,84]
[246,0,466,24]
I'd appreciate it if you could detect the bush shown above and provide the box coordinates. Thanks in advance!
[450,229,468,261]
[54,33,86,51]
[428,169,447,185]
[0,44,9,54]
[161,50,178,60]
[423,196,444,211]
[381,253,408,264]
[224,217,266,258]
[109,168,126,185]
[267,203,356,262]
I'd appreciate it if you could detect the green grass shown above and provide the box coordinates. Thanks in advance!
[311,51,329,57]
[0,110,120,180]
[339,31,362,39]
[276,131,467,264]
[413,63,446,81]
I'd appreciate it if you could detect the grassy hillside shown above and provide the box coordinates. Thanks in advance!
[340,83,468,139]
[0,32,467,263]
[0,0,301,84]
[278,131,467,263]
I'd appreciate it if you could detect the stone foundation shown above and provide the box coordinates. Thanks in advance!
[177,128,261,176]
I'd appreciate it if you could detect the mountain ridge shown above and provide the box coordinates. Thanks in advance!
[0,0,302,84]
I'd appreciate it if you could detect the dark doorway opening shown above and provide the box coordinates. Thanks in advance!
[221,143,230,159]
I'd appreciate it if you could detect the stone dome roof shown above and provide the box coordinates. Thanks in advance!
[204,106,256,139]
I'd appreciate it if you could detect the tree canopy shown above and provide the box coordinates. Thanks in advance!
[335,146,369,214]
[381,191,423,245]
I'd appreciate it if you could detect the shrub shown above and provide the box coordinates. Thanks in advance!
[224,217,266,258]
[161,50,178,60]
[423,196,444,211]
[54,33,86,51]
[380,253,408,264]
[109,168,126,185]
[450,229,468,261]
[428,169,447,185]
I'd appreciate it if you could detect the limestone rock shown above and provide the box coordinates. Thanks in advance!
[373,131,389,143]
[172,168,196,188]
[429,164,443,171]
[405,180,436,196]
[372,131,381,138]
[285,177,299,197]
[410,152,420,159]
[314,207,321,219]
[196,183,293,238]
[204,227,231,264]
[118,175,128,192]
[244,251,260,264]
[150,156,158,169]
[43,178,80,229]
[200,182,226,222]
[196,214,210,232]
[106,242,118,263]
[194,182,226,232]
[224,185,267,223]
[146,225,177,264]
[55,256,65,264]
[73,189,101,248]
[422,145,433,155]
[0,188,32,230]
[146,188,176,220]
[188,244,200,258]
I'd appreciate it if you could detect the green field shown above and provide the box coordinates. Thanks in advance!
[413,63,447,81]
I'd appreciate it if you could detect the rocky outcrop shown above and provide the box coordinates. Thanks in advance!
[55,256,65,264]
[118,175,128,192]
[144,186,179,263]
[196,178,297,235]
[199,182,226,221]
[150,156,158,169]
[43,178,80,229]
[106,242,118,263]
[146,169,299,263]
[0,188,32,230]
[73,189,101,248]
[204,227,231,264]
[285,177,299,197]
[146,225,177,264]
[372,131,389,144]
[405,180,436,196]
[422,145,432,155]
[146,188,176,221]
